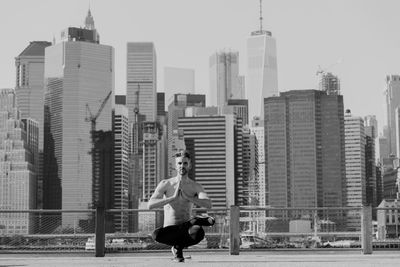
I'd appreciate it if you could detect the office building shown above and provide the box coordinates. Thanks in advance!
[126,42,157,123]
[384,75,400,157]
[113,105,129,232]
[364,116,377,208]
[250,117,266,207]
[15,41,52,209]
[344,110,366,230]
[164,67,195,109]
[246,8,278,120]
[224,99,249,126]
[43,11,114,227]
[0,89,37,234]
[178,110,243,208]
[379,136,390,163]
[209,51,243,107]
[264,90,345,228]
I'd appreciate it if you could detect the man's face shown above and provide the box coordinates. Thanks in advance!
[175,156,191,176]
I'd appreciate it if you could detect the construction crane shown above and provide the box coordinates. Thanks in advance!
[85,90,112,154]
[85,90,112,211]
[315,58,342,76]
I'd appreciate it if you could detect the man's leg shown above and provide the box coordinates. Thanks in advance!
[188,214,215,227]
[152,222,208,262]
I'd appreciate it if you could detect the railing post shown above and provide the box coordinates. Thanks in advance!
[229,205,240,255]
[95,206,105,257]
[361,205,373,254]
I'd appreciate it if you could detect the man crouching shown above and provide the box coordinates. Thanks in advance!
[148,150,215,262]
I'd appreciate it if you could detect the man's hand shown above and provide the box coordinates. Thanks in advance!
[171,183,182,200]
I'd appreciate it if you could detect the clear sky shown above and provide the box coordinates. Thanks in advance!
[1,0,400,134]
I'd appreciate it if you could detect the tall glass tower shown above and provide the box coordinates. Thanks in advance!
[43,11,114,227]
[126,42,157,124]
[246,1,278,121]
[209,51,242,107]
[15,41,51,210]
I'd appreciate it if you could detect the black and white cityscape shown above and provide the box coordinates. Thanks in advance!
[1,0,400,252]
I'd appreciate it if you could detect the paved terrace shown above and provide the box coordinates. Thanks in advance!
[1,250,400,267]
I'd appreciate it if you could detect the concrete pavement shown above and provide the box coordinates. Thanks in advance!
[1,250,400,267]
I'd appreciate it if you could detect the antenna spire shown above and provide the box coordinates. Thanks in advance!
[259,0,263,32]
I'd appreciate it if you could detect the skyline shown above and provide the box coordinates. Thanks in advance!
[1,0,400,133]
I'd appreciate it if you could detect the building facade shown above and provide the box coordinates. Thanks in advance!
[126,42,157,124]
[264,90,346,228]
[209,51,242,107]
[43,15,114,227]
[364,117,377,208]
[15,41,52,210]
[246,29,278,120]
[0,89,37,234]
[113,105,130,232]
[384,75,400,157]
[178,113,242,208]
[344,110,366,230]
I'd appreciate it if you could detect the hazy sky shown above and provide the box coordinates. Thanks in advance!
[1,0,400,133]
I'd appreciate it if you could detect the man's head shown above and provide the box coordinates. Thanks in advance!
[174,150,191,176]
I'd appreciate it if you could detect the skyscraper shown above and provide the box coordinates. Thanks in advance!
[264,90,345,227]
[43,11,114,227]
[250,117,266,207]
[384,75,400,157]
[164,67,195,109]
[178,112,243,208]
[246,2,278,120]
[364,116,377,209]
[0,89,37,234]
[126,42,157,123]
[15,41,52,209]
[113,104,129,232]
[209,51,242,107]
[344,110,366,230]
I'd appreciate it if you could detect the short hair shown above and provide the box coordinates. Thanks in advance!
[174,150,191,159]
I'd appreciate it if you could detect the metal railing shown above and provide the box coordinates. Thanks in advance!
[1,205,399,256]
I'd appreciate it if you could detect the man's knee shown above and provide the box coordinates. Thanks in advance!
[152,228,161,241]
[188,225,205,242]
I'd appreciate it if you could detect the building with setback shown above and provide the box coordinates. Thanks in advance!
[246,8,278,120]
[15,41,52,209]
[43,10,114,228]
[0,89,37,234]
[264,90,346,229]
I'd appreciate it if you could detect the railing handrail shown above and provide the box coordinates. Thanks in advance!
[0,209,95,213]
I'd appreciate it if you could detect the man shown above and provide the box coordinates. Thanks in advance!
[148,150,215,262]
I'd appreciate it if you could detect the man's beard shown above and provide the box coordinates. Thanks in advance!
[179,168,187,175]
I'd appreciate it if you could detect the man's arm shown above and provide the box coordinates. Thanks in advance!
[148,180,180,209]
[181,184,212,209]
